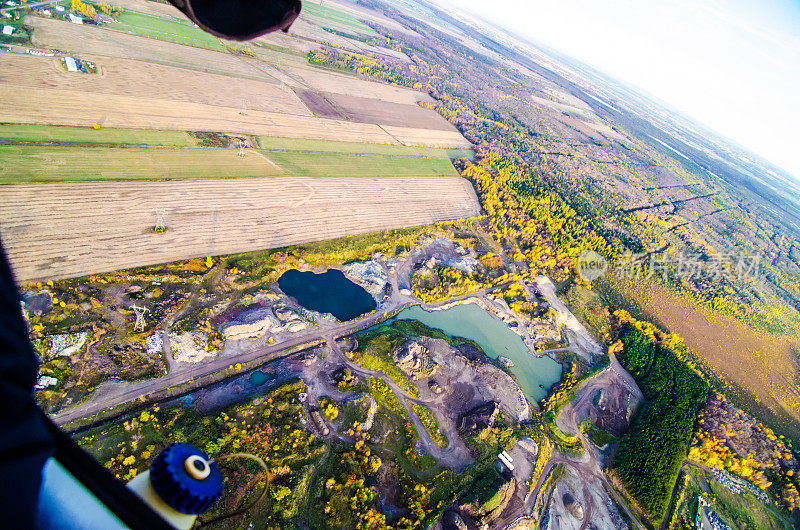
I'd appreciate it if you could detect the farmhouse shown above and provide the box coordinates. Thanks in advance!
[67,13,83,24]
[63,56,79,72]
[2,24,12,35]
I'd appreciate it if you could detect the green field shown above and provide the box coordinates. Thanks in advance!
[109,10,225,51]
[666,466,792,529]
[0,143,463,183]
[264,150,461,177]
[0,125,198,147]
[257,136,475,160]
[0,145,278,184]
[302,1,378,36]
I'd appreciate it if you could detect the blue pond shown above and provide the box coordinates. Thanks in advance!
[278,268,377,322]
[383,303,562,403]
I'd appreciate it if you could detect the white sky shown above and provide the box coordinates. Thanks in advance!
[434,0,800,179]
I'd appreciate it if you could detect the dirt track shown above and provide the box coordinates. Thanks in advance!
[0,176,481,281]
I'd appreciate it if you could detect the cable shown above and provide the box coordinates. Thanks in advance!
[196,452,269,528]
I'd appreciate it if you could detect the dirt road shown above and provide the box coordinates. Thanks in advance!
[52,287,417,425]
[522,361,646,530]
[328,337,474,471]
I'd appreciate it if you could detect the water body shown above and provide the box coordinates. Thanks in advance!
[384,303,562,403]
[249,370,274,386]
[278,269,377,321]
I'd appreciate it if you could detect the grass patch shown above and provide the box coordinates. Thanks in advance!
[580,417,617,447]
[263,150,461,178]
[0,124,198,147]
[667,466,793,529]
[351,323,424,398]
[354,350,419,398]
[564,281,612,342]
[0,145,278,184]
[257,136,475,160]
[412,404,448,448]
[301,1,378,36]
[109,10,225,51]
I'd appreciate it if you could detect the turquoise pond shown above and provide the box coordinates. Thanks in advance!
[383,303,562,403]
[278,269,377,322]
[249,370,273,386]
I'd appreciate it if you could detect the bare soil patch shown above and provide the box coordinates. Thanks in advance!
[293,89,343,119]
[286,65,433,106]
[324,92,458,131]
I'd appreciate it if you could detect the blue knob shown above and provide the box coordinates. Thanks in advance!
[149,443,224,515]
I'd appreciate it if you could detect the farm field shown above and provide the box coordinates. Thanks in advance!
[256,136,475,159]
[29,16,276,82]
[262,151,461,177]
[381,125,474,148]
[307,0,420,38]
[0,176,481,281]
[0,53,310,116]
[0,143,468,183]
[299,90,457,130]
[301,0,379,36]
[108,10,225,51]
[0,52,452,131]
[105,0,182,19]
[0,86,471,147]
[276,17,409,62]
[605,278,800,438]
[0,145,279,184]
[284,64,430,105]
[28,16,417,101]
[0,124,199,147]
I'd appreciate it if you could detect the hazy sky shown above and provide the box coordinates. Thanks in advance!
[435,0,800,179]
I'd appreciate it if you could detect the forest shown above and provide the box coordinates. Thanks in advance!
[610,321,709,522]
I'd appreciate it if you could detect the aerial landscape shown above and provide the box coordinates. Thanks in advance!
[1,0,799,528]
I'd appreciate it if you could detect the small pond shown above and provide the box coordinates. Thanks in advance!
[383,303,562,403]
[278,268,377,322]
[249,370,274,386]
